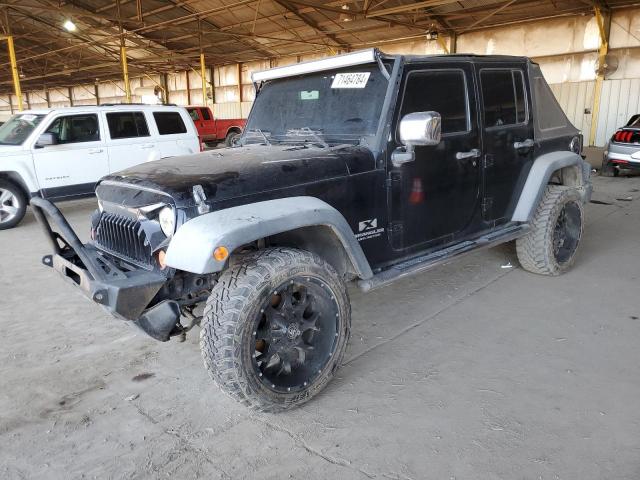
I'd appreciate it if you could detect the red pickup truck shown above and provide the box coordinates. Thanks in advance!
[186,106,246,147]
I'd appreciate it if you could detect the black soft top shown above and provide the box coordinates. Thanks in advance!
[384,51,576,141]
[400,53,531,64]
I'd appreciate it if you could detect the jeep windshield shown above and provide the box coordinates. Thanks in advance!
[243,63,389,146]
[0,113,46,146]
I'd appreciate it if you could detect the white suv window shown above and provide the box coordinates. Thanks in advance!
[106,112,150,139]
[153,111,187,135]
[44,114,100,144]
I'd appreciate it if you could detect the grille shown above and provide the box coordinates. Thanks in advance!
[95,213,152,266]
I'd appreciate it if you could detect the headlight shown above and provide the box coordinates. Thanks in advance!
[569,136,582,154]
[159,206,175,237]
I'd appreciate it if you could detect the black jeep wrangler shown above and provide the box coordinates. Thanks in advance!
[32,49,591,411]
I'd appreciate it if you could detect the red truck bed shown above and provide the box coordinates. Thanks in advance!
[187,106,246,147]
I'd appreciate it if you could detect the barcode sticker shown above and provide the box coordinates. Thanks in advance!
[331,72,370,89]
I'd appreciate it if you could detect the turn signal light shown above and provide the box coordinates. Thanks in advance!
[157,250,167,269]
[213,246,229,262]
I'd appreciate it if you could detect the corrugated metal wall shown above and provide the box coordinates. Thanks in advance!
[550,81,595,144]
[596,78,640,145]
[550,78,640,146]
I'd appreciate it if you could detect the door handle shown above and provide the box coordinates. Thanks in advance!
[141,144,155,149]
[514,139,535,149]
[88,148,103,154]
[455,148,481,160]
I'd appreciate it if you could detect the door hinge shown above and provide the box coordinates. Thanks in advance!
[484,154,494,168]
[388,221,403,244]
[482,197,493,215]
[386,171,402,188]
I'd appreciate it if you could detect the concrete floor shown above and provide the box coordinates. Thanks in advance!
[1,174,640,480]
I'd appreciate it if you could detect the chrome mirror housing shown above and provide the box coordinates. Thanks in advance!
[392,111,442,167]
[399,111,442,147]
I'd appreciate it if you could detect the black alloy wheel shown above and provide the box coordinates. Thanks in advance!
[552,201,582,265]
[252,277,339,393]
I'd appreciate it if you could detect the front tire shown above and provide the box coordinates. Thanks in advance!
[224,130,241,147]
[200,248,351,412]
[0,179,27,230]
[516,185,584,276]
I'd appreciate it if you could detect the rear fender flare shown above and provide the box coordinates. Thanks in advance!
[512,151,592,222]
[164,196,373,279]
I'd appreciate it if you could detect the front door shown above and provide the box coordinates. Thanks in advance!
[389,62,481,252]
[32,113,109,199]
[199,107,217,139]
[478,65,534,223]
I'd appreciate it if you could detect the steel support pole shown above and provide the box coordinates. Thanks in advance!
[436,35,449,54]
[200,52,207,106]
[121,45,131,103]
[185,69,191,105]
[116,0,131,103]
[6,36,23,111]
[589,6,610,147]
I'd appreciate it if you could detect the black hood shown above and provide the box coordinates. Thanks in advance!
[99,144,375,207]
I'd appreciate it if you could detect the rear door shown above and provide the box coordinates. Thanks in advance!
[389,61,481,252]
[151,110,197,157]
[104,110,160,173]
[32,112,109,198]
[478,65,534,223]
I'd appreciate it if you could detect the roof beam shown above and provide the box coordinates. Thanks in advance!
[273,0,349,50]
[366,0,463,18]
[459,0,519,32]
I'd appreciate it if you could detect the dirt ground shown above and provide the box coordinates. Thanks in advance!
[1,174,639,480]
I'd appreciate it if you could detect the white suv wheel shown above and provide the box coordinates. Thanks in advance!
[0,188,20,224]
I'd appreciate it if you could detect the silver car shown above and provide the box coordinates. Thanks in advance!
[602,114,640,176]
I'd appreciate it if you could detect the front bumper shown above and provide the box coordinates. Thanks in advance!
[30,197,181,341]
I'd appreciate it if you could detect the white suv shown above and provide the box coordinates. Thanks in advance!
[0,104,200,229]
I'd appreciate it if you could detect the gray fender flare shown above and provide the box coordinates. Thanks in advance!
[164,196,374,278]
[511,151,592,223]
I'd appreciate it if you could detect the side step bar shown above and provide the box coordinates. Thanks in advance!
[357,223,529,292]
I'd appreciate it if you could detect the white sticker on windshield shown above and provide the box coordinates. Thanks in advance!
[20,114,37,122]
[331,72,370,89]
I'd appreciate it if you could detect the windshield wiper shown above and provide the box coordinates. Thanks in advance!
[243,128,271,146]
[285,127,329,148]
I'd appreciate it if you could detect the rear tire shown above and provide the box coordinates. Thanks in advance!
[200,247,351,412]
[0,179,27,230]
[600,159,617,177]
[516,185,584,276]
[224,130,241,147]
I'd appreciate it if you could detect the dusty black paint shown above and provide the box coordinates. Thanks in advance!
[96,55,579,272]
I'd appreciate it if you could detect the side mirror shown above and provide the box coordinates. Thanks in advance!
[35,133,57,148]
[399,111,442,147]
[392,112,442,167]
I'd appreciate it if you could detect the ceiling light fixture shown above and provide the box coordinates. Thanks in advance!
[339,4,352,22]
[63,19,76,32]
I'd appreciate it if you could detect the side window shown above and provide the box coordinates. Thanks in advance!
[153,112,187,135]
[44,114,100,144]
[200,108,211,121]
[188,109,199,121]
[107,112,150,139]
[480,69,527,128]
[399,70,469,134]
